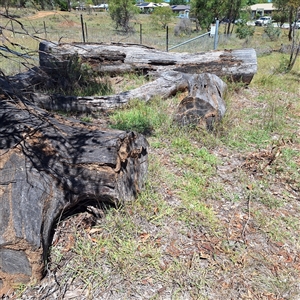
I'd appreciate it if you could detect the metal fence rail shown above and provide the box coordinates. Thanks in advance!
[168,32,210,51]
[168,19,219,52]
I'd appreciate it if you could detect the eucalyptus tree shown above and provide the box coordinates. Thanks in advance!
[223,0,248,34]
[190,0,226,31]
[108,0,139,33]
[151,6,174,29]
[190,0,248,33]
[272,0,300,70]
[0,0,18,15]
[273,0,300,39]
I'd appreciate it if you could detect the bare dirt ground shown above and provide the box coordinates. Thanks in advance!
[26,11,81,28]
[26,11,67,20]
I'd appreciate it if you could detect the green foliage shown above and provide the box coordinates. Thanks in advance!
[236,22,255,40]
[170,0,187,4]
[191,0,248,31]
[150,6,174,29]
[191,0,223,30]
[109,99,169,135]
[80,115,93,123]
[108,0,139,32]
[0,0,18,15]
[54,0,69,11]
[45,53,112,96]
[272,11,289,25]
[264,24,281,41]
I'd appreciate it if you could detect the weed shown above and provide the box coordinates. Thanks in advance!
[236,23,255,41]
[276,55,290,73]
[171,137,193,154]
[13,283,27,297]
[109,98,169,135]
[80,115,93,123]
[264,24,281,41]
[42,53,112,96]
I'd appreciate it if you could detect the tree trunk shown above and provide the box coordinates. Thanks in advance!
[173,72,227,130]
[28,71,197,112]
[0,97,148,293]
[39,41,257,84]
[2,70,225,114]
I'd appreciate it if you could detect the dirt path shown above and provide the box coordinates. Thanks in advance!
[26,11,69,20]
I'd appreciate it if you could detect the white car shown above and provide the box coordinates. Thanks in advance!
[255,16,272,26]
[294,20,300,29]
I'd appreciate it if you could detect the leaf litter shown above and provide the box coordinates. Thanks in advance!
[4,83,300,300]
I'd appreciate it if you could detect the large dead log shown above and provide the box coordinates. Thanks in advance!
[174,73,227,130]
[0,97,148,293]
[2,71,226,117]
[28,71,201,112]
[28,72,227,130]
[39,42,257,84]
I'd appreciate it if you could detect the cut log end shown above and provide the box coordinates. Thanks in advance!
[0,98,149,294]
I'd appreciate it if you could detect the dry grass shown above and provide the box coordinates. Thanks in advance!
[1,9,300,300]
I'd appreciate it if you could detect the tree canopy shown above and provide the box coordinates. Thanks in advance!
[190,0,248,31]
[150,6,174,29]
[108,0,139,32]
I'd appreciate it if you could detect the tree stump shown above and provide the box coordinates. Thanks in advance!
[174,73,227,130]
[0,97,148,293]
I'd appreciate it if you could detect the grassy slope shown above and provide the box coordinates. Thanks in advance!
[1,9,300,300]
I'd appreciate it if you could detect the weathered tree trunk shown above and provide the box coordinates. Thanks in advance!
[0,97,148,293]
[39,41,257,84]
[174,72,227,130]
[3,71,226,116]
[28,71,199,112]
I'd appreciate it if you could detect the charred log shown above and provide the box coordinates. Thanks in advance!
[0,96,148,293]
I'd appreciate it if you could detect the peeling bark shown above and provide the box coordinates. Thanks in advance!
[39,42,257,84]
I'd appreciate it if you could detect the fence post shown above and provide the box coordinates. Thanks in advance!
[85,22,88,42]
[43,21,47,39]
[80,14,86,43]
[214,19,219,50]
[140,23,142,45]
[10,20,15,37]
[166,26,168,52]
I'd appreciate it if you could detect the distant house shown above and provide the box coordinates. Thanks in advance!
[89,4,108,11]
[249,3,277,17]
[171,5,190,13]
[136,2,170,13]
[171,5,190,18]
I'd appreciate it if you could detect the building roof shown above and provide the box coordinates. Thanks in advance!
[136,2,170,8]
[249,3,276,11]
[171,5,190,11]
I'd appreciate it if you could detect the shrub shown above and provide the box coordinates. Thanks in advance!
[150,6,174,29]
[174,19,192,36]
[236,23,255,40]
[264,24,281,41]
[42,53,112,96]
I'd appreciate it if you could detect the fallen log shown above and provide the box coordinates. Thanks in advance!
[174,73,227,130]
[1,69,227,130]
[39,41,257,84]
[28,71,227,130]
[28,71,204,112]
[0,97,148,293]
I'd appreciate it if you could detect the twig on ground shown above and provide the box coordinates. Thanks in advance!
[242,193,251,240]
